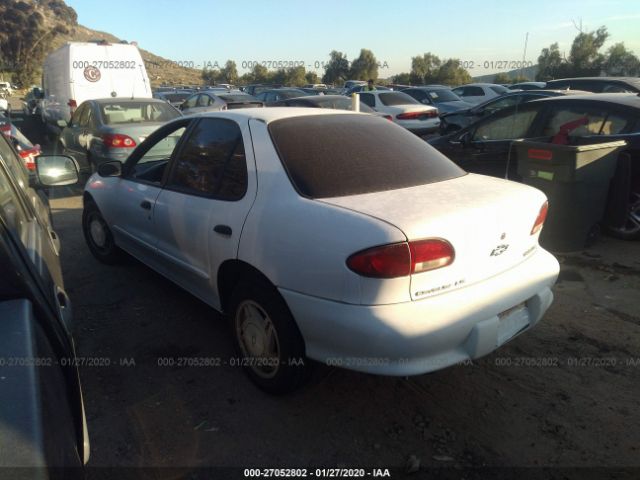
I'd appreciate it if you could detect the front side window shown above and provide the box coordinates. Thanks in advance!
[359,93,375,108]
[167,118,247,200]
[0,148,30,245]
[473,107,538,141]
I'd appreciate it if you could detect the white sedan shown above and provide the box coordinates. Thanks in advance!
[357,91,440,135]
[82,108,559,393]
[451,83,510,105]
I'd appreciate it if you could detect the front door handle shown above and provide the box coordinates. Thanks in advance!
[140,200,152,210]
[214,224,232,236]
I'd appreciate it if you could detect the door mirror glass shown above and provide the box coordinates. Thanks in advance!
[35,155,79,186]
[97,160,122,177]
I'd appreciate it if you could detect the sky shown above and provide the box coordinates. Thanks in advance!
[64,0,640,77]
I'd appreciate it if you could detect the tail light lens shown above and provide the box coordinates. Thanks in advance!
[103,133,137,148]
[67,99,77,108]
[0,124,11,136]
[396,110,438,120]
[382,115,393,121]
[19,150,37,171]
[531,201,549,235]
[347,239,454,278]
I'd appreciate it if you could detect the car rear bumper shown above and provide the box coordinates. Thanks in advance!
[279,248,559,376]
[396,118,440,135]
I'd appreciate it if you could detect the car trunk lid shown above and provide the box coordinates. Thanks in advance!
[321,174,547,301]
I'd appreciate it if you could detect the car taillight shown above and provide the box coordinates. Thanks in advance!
[103,133,137,148]
[410,239,455,273]
[0,124,10,136]
[19,151,36,171]
[347,239,454,278]
[531,201,549,235]
[383,115,393,121]
[396,110,438,120]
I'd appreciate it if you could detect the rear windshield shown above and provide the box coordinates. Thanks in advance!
[379,92,421,106]
[163,93,191,103]
[426,89,461,102]
[100,102,180,125]
[490,85,510,94]
[218,94,259,103]
[268,114,465,198]
[312,96,375,112]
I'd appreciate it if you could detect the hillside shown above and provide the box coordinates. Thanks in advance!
[473,64,538,83]
[49,25,204,87]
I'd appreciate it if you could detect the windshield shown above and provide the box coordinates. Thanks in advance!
[379,92,421,106]
[100,102,181,125]
[269,114,464,198]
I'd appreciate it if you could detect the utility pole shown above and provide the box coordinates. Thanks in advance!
[520,32,529,80]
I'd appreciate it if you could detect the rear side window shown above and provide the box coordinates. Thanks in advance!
[490,86,509,94]
[378,92,420,106]
[168,118,247,200]
[465,86,485,96]
[359,93,375,108]
[268,114,465,198]
[543,106,632,137]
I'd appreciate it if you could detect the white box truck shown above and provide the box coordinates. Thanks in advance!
[41,41,151,128]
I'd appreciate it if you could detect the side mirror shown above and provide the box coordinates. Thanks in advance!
[97,160,122,177]
[35,155,79,187]
[57,119,69,128]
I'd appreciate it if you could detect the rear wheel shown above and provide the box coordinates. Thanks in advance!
[82,201,122,264]
[229,279,309,394]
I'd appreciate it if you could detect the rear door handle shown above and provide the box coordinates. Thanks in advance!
[214,225,232,236]
[140,200,152,210]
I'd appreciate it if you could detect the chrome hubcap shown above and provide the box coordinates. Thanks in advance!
[620,192,640,234]
[236,300,280,378]
[89,218,107,247]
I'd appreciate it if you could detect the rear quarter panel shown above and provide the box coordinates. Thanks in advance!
[238,119,411,305]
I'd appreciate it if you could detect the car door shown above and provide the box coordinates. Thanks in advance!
[450,104,542,178]
[180,94,199,115]
[62,103,88,160]
[102,119,193,264]
[153,117,257,309]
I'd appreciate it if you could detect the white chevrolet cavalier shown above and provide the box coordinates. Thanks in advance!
[82,108,559,393]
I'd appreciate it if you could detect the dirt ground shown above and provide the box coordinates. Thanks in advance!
[10,103,640,479]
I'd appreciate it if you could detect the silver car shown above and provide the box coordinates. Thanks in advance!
[59,98,181,172]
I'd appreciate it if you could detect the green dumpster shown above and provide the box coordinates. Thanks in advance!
[513,139,627,252]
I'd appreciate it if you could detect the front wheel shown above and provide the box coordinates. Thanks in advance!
[229,279,309,394]
[82,201,122,264]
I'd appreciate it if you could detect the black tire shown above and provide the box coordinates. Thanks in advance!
[82,201,122,264]
[229,278,309,394]
[605,191,640,240]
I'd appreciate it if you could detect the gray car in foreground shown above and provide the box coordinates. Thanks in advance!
[0,134,89,474]
[59,98,181,172]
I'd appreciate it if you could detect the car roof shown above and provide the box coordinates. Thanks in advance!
[547,76,640,84]
[175,107,357,124]
[529,92,640,107]
[457,83,504,87]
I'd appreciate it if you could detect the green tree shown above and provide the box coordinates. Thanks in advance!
[411,53,441,84]
[0,0,78,86]
[493,72,512,84]
[568,26,609,76]
[221,60,238,84]
[305,71,319,84]
[604,42,640,76]
[349,48,378,81]
[391,72,412,84]
[536,42,564,81]
[434,59,471,86]
[286,66,307,86]
[322,50,350,85]
[247,63,271,83]
[510,75,530,84]
[202,68,221,84]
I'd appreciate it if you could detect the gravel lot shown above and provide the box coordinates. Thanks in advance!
[10,103,640,478]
